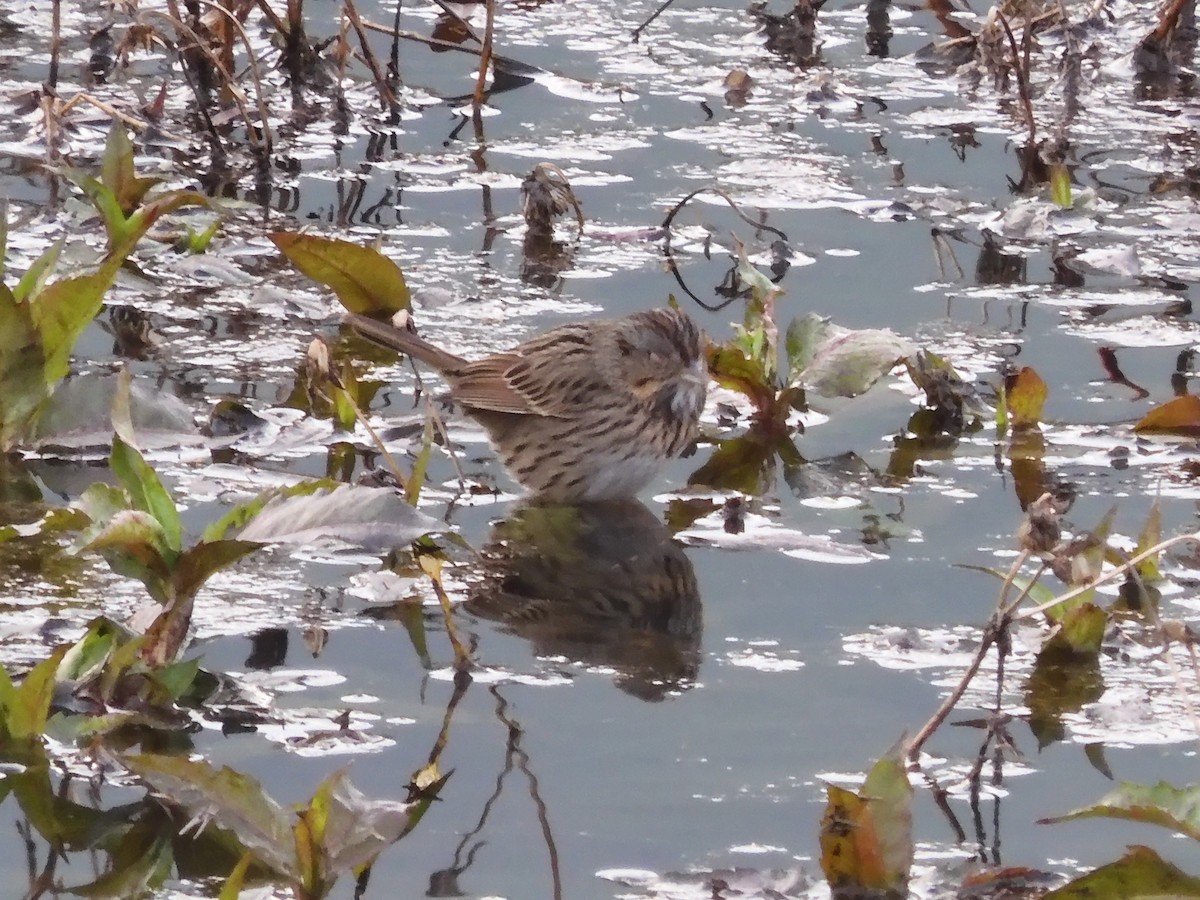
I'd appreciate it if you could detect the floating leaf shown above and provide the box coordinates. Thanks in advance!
[271,232,410,314]
[1134,394,1200,437]
[1005,367,1047,430]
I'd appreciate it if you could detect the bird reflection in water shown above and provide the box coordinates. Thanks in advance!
[464,500,702,701]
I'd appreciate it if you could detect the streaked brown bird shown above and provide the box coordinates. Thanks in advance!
[348,307,707,502]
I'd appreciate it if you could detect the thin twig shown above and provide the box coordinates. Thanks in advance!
[631,0,677,42]
[343,0,397,110]
[1015,531,1200,621]
[473,0,496,108]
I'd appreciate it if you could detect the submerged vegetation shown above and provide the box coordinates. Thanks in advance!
[1,0,1200,897]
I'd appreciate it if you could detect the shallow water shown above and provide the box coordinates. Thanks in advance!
[2,0,1200,896]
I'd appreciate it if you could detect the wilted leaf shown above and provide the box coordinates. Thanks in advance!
[236,484,440,550]
[1043,845,1200,899]
[1134,394,1200,437]
[1005,367,1047,430]
[122,753,298,878]
[311,770,421,872]
[1040,782,1200,840]
[799,324,914,399]
[819,739,912,895]
[139,594,195,668]
[271,233,411,314]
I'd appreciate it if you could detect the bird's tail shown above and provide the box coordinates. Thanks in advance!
[346,313,465,374]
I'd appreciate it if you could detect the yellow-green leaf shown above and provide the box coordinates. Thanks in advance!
[271,232,410,314]
[1006,367,1047,430]
[1134,394,1200,437]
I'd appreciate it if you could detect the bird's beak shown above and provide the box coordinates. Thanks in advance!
[682,358,708,388]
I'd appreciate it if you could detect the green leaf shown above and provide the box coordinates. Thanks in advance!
[109,435,182,554]
[201,478,343,542]
[76,509,175,604]
[1043,846,1200,899]
[100,119,163,214]
[0,286,50,450]
[1040,602,1107,658]
[67,828,173,897]
[236,483,440,550]
[313,770,422,873]
[1040,781,1200,840]
[57,618,120,684]
[704,344,776,414]
[785,313,828,384]
[1049,164,1072,209]
[29,255,124,383]
[148,657,201,701]
[9,646,69,740]
[1134,496,1162,583]
[170,540,262,602]
[271,232,411,314]
[13,237,65,302]
[1005,367,1048,430]
[407,405,435,506]
[116,191,210,259]
[799,324,915,399]
[122,753,299,879]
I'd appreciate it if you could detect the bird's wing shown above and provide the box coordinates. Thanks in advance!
[450,349,604,418]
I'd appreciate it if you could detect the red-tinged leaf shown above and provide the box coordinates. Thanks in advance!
[270,232,411,314]
[819,740,912,895]
[1042,845,1200,899]
[1005,367,1047,430]
[1134,394,1200,437]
